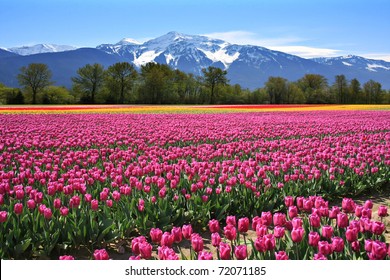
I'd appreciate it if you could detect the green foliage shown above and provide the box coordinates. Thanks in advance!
[72,63,105,104]
[8,61,387,105]
[202,66,228,104]
[105,62,137,104]
[41,86,74,104]
[17,63,52,104]
[0,86,24,105]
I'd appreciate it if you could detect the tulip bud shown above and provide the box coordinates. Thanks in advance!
[198,251,213,260]
[275,251,289,260]
[93,249,110,260]
[234,245,247,260]
[208,219,220,233]
[219,242,231,260]
[59,255,75,260]
[238,217,249,233]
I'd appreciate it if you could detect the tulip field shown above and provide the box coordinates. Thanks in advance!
[0,105,389,260]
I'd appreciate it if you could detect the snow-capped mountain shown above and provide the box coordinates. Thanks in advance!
[1,32,389,89]
[312,55,390,73]
[5,44,77,56]
[96,31,327,86]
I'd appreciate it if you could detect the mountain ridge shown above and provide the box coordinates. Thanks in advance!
[1,31,389,89]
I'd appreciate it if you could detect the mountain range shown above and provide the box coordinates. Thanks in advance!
[1,31,389,89]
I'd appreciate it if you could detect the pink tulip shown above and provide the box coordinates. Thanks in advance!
[182,224,193,239]
[264,234,276,251]
[284,196,294,207]
[131,236,146,255]
[224,224,237,241]
[364,200,373,209]
[161,232,174,247]
[93,249,109,260]
[43,208,52,219]
[219,242,231,260]
[313,253,327,260]
[261,211,272,226]
[252,216,262,230]
[60,206,69,217]
[198,251,213,260]
[341,198,355,213]
[308,231,320,247]
[273,226,285,238]
[139,242,153,259]
[351,240,360,252]
[238,217,249,233]
[354,205,363,218]
[275,251,289,260]
[309,213,320,228]
[273,213,286,227]
[369,241,387,260]
[234,245,247,260]
[364,239,373,252]
[59,255,75,260]
[91,199,99,211]
[129,255,141,260]
[318,241,333,255]
[378,206,388,217]
[0,211,8,223]
[191,234,204,253]
[321,225,334,239]
[331,237,344,253]
[371,221,385,235]
[171,226,182,243]
[27,199,36,210]
[226,215,236,226]
[288,206,298,219]
[256,224,268,237]
[211,232,221,247]
[345,227,358,243]
[291,227,304,243]
[14,203,23,215]
[150,228,163,244]
[208,219,220,233]
[292,217,303,229]
[337,213,349,228]
[329,206,340,219]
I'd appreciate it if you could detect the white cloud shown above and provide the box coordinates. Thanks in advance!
[203,31,302,47]
[202,30,342,59]
[270,45,341,58]
[358,53,390,62]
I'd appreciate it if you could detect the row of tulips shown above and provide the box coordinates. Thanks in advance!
[0,111,389,259]
[58,196,389,260]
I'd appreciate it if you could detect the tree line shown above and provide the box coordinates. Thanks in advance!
[0,62,389,105]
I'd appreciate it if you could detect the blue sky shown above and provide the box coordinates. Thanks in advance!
[1,0,389,60]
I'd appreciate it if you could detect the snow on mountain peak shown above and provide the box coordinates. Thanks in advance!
[6,44,76,55]
[117,38,141,45]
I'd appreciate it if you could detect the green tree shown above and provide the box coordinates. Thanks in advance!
[265,76,288,104]
[72,63,105,104]
[105,62,137,104]
[363,80,382,104]
[139,63,174,104]
[333,75,348,104]
[297,74,329,103]
[349,78,361,103]
[201,66,228,104]
[287,83,306,104]
[41,86,74,104]
[17,63,52,104]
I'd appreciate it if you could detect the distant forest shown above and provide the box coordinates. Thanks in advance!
[1,62,389,105]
